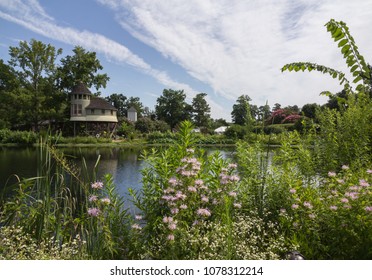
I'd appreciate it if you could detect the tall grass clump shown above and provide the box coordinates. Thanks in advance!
[0,137,130,259]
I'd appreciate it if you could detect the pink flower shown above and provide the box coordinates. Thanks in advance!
[303,201,313,209]
[359,179,370,187]
[291,204,299,209]
[233,203,242,209]
[365,206,372,212]
[87,207,101,217]
[168,223,177,230]
[186,148,194,153]
[340,198,349,203]
[367,169,372,174]
[89,195,98,202]
[171,208,179,215]
[289,189,296,194]
[309,214,316,219]
[201,196,209,202]
[330,205,338,211]
[135,215,143,220]
[341,165,349,170]
[195,179,204,185]
[197,208,211,217]
[168,177,178,186]
[167,234,175,241]
[280,208,286,214]
[187,186,197,193]
[91,181,104,189]
[228,191,237,197]
[228,163,238,169]
[229,175,240,182]
[328,171,336,177]
[180,204,188,209]
[163,216,173,223]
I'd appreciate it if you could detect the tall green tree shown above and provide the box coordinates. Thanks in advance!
[105,93,127,117]
[192,93,211,128]
[8,39,62,130]
[57,46,109,91]
[231,95,254,126]
[155,89,189,129]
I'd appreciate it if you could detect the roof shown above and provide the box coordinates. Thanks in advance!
[214,126,228,133]
[128,106,137,112]
[86,97,117,110]
[70,82,92,95]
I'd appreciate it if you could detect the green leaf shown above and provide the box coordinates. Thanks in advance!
[353,76,362,84]
[338,39,348,47]
[341,44,350,54]
[350,65,358,73]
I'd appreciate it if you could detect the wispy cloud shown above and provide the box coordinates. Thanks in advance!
[98,0,372,108]
[0,0,216,114]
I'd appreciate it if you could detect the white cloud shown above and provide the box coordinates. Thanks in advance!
[99,0,372,109]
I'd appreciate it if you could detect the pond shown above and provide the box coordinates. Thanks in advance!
[0,146,235,206]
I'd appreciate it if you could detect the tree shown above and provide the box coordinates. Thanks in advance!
[301,103,320,119]
[258,104,271,122]
[192,93,211,128]
[231,95,254,126]
[105,93,127,117]
[57,46,109,92]
[155,89,189,129]
[8,39,62,130]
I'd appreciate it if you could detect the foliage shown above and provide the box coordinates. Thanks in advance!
[282,19,371,96]
[155,89,191,129]
[0,129,38,144]
[192,93,211,128]
[231,95,254,127]
[57,46,109,92]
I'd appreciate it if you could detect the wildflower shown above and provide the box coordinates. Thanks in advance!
[229,175,240,182]
[168,177,178,186]
[135,215,143,220]
[163,216,173,223]
[280,208,286,214]
[131,224,141,230]
[228,163,238,169]
[187,186,197,193]
[88,195,98,202]
[197,208,211,217]
[336,179,345,184]
[340,198,349,203]
[87,207,100,217]
[365,206,372,212]
[180,204,188,209]
[328,171,336,177]
[234,203,242,209]
[228,191,237,197]
[164,187,175,194]
[168,223,177,230]
[367,169,372,174]
[345,192,359,200]
[341,165,349,170]
[167,234,175,241]
[330,205,338,211]
[171,208,179,215]
[201,195,209,203]
[186,148,194,153]
[291,204,299,209]
[91,181,104,189]
[101,197,110,205]
[303,201,313,209]
[309,214,316,219]
[289,189,296,194]
[359,179,370,187]
[194,179,204,185]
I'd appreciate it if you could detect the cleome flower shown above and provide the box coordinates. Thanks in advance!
[196,208,211,217]
[91,181,104,189]
[87,207,101,217]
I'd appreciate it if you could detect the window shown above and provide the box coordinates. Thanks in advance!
[83,95,87,99]
[78,95,82,99]
[74,94,77,100]
[101,109,105,115]
[78,104,82,115]
[111,110,113,115]
[91,109,95,114]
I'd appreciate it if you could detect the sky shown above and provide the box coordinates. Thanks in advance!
[1,0,372,121]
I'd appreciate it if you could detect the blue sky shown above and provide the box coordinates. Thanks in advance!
[1,0,372,121]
